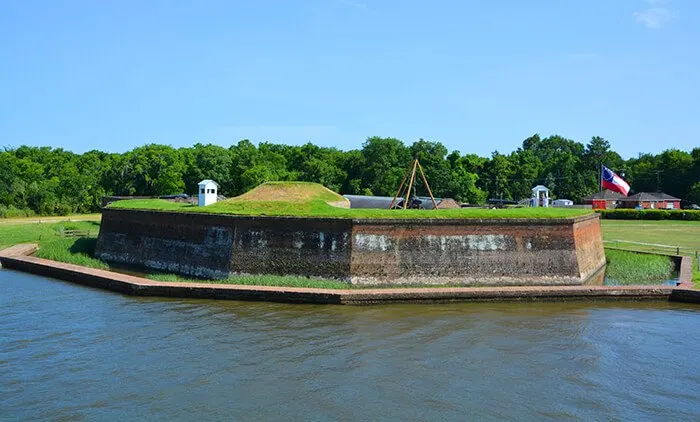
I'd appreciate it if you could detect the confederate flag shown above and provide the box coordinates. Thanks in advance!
[602,165,630,196]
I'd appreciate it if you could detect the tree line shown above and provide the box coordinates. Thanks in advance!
[1,134,699,216]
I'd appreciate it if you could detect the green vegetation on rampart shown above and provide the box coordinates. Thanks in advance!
[110,198,592,219]
[110,182,592,219]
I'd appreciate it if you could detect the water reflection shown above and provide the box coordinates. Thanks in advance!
[1,269,699,420]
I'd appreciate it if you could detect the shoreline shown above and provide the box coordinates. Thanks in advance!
[1,244,697,305]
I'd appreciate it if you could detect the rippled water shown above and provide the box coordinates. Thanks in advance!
[1,269,699,421]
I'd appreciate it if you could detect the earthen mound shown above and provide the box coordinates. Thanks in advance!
[225,182,349,208]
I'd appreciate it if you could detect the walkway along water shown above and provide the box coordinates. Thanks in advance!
[1,244,698,305]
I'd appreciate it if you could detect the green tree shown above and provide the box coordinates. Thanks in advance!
[182,143,233,195]
[361,137,412,196]
[125,144,186,195]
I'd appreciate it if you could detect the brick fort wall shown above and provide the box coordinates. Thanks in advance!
[95,209,605,286]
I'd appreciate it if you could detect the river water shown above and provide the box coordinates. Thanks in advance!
[1,270,699,421]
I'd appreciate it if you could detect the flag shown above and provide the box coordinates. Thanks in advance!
[602,165,630,196]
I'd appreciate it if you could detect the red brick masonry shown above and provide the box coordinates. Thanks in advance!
[95,209,608,286]
[1,244,698,305]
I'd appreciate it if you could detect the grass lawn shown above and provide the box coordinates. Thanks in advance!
[0,213,101,225]
[0,220,108,269]
[601,219,700,286]
[601,220,700,255]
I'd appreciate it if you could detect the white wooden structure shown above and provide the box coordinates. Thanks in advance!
[198,180,219,207]
[531,185,550,208]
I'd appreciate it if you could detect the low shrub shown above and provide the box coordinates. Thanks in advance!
[0,205,36,219]
[597,209,700,221]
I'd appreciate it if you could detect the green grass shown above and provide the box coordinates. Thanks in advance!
[34,237,109,269]
[147,272,350,289]
[601,220,700,285]
[110,198,591,219]
[0,220,100,249]
[604,249,676,285]
[0,220,108,269]
[601,220,700,256]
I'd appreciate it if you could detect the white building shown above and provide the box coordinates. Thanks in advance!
[552,199,573,207]
[198,180,219,207]
[531,185,550,207]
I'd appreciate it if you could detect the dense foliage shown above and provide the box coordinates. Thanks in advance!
[1,134,698,215]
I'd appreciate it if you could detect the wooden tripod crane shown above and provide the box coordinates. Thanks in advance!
[389,159,439,210]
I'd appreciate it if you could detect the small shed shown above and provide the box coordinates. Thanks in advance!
[198,180,219,207]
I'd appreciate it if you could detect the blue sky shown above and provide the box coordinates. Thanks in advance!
[1,0,698,158]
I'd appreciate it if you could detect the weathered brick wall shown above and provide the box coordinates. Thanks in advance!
[349,217,603,286]
[572,215,606,280]
[96,209,236,279]
[228,217,352,279]
[96,209,352,280]
[96,209,606,286]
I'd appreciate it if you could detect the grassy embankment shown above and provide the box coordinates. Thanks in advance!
[110,182,591,219]
[601,219,700,286]
[604,249,675,285]
[0,220,108,269]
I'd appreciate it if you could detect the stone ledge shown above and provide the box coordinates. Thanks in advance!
[1,246,697,306]
[0,243,38,260]
[678,256,693,287]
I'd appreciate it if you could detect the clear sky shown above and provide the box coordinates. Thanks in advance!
[1,0,698,158]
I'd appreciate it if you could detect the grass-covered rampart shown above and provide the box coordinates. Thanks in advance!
[110,182,591,219]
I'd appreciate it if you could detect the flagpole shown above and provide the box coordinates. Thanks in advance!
[599,164,603,192]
